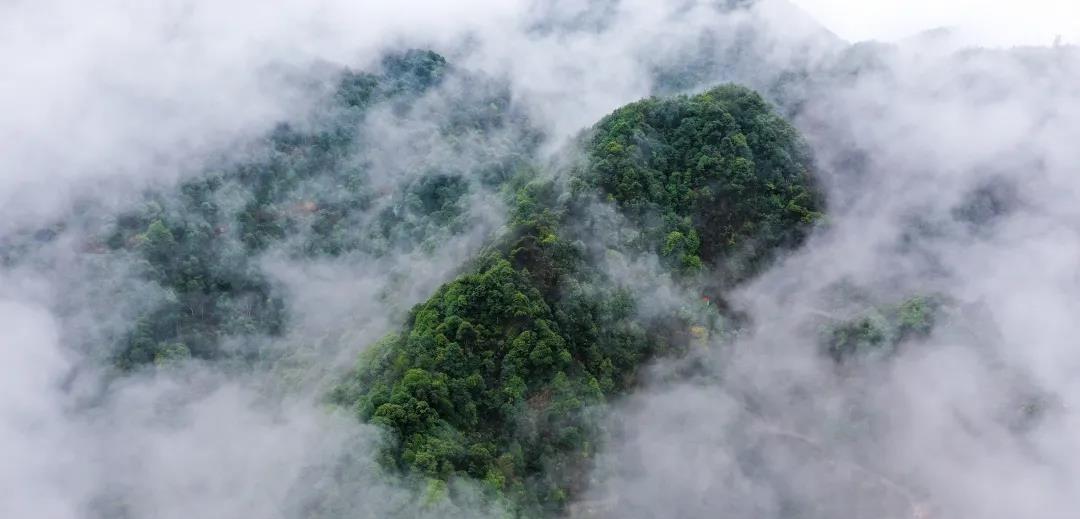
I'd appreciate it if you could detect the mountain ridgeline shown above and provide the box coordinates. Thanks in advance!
[331,60,824,515]
[9,0,1080,511]
[6,49,831,516]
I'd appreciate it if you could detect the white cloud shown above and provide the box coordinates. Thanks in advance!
[4,1,1080,517]
[793,0,1080,46]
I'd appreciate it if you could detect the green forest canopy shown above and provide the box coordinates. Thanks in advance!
[333,80,825,516]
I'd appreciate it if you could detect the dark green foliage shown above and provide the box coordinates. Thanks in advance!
[334,184,665,515]
[579,84,823,281]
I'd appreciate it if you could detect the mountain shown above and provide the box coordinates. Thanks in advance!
[7,2,1078,518]
[330,77,823,515]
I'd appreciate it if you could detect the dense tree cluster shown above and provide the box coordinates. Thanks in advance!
[578,84,823,281]
[332,179,667,515]
[334,85,824,515]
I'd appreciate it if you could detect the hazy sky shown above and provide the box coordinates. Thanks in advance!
[793,0,1080,46]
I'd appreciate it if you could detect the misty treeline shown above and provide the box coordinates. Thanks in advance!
[7,13,1074,515]
[0,43,829,514]
[0,36,944,513]
[1,49,539,370]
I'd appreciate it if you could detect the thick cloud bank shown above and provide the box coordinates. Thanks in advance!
[2,1,1079,518]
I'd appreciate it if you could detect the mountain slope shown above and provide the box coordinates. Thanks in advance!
[333,84,823,516]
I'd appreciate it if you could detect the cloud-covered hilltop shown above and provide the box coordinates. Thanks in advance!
[3,1,1080,518]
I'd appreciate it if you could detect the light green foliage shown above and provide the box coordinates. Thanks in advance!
[823,296,941,363]
[897,296,935,337]
[153,342,191,367]
[661,229,703,274]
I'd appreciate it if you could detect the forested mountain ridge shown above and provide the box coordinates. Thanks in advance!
[1,41,996,519]
[331,79,824,516]
[8,0,1080,517]
[2,50,828,516]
